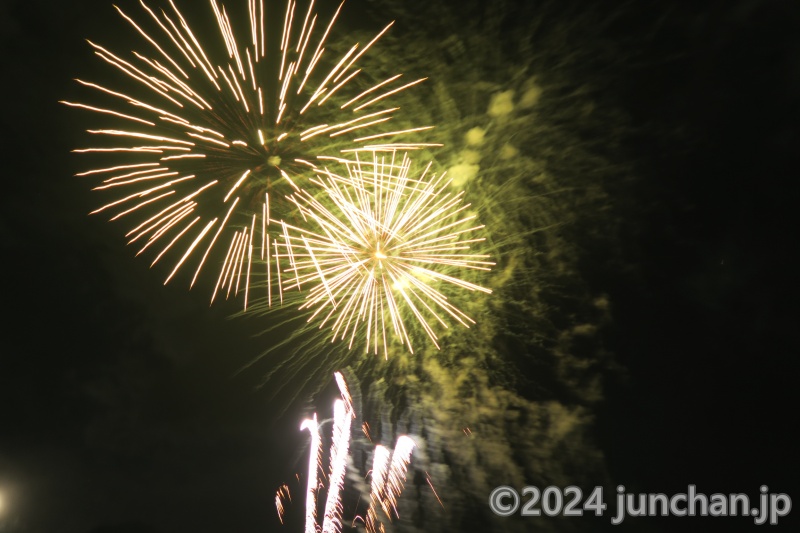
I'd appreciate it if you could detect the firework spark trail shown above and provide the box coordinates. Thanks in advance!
[383,436,415,519]
[64,0,438,308]
[365,445,390,533]
[425,471,445,509]
[275,483,292,524]
[320,399,352,533]
[299,414,321,533]
[319,369,355,533]
[276,151,494,355]
[333,370,354,416]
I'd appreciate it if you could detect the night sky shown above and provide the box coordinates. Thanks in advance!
[1,0,799,532]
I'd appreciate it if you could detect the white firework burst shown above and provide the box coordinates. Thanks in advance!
[275,151,493,355]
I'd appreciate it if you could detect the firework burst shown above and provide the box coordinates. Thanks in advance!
[274,151,494,355]
[63,0,437,309]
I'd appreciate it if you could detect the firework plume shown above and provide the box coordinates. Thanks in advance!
[282,372,418,533]
[63,0,436,308]
[364,436,416,533]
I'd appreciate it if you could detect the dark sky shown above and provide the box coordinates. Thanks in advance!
[1,0,799,532]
